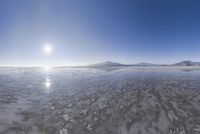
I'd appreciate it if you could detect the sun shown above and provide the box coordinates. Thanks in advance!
[44,44,52,54]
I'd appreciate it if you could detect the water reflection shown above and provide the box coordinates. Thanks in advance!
[42,66,53,93]
[43,76,52,94]
[44,77,51,88]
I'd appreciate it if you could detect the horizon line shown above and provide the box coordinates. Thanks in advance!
[0,60,199,68]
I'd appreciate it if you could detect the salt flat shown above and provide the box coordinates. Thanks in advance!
[0,67,200,134]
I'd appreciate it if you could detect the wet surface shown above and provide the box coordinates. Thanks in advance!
[0,67,200,134]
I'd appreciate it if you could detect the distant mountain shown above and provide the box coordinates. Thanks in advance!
[85,60,200,68]
[173,60,200,66]
[88,61,126,67]
[87,61,158,68]
[133,63,158,66]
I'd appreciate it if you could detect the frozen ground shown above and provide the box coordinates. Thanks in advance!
[0,67,200,134]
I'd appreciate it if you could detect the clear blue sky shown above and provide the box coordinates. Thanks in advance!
[1,0,200,66]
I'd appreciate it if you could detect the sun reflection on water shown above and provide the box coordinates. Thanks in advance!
[45,77,51,88]
[43,76,52,93]
[42,66,54,93]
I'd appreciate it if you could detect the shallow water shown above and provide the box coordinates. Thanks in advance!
[0,67,200,134]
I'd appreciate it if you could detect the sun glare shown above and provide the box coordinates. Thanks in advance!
[44,44,52,54]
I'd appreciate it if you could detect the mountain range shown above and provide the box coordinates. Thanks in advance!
[86,60,200,68]
[172,60,200,66]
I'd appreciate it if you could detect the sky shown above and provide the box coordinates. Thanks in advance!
[1,0,200,66]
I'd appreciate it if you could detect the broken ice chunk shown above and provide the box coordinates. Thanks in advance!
[98,103,107,109]
[86,124,92,131]
[68,103,73,108]
[60,128,68,134]
[81,109,88,115]
[179,130,186,134]
[193,124,200,132]
[63,114,74,122]
[168,110,178,121]
[51,106,55,110]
